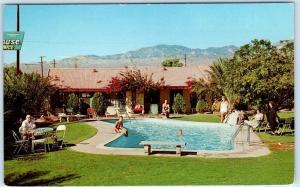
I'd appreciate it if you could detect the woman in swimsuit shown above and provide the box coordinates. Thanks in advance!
[114,116,124,133]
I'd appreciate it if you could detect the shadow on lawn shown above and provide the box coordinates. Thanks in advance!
[14,153,47,161]
[4,171,80,186]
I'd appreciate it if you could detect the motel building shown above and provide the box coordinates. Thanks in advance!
[47,66,209,114]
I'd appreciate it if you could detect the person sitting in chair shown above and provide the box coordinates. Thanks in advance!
[162,100,170,118]
[19,115,36,140]
[243,109,264,128]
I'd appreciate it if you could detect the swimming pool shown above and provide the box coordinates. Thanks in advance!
[104,118,236,151]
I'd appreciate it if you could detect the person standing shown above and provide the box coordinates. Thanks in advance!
[162,100,170,118]
[220,96,229,123]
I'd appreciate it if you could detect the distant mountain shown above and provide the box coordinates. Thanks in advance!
[56,44,238,68]
[6,44,239,73]
[100,44,238,59]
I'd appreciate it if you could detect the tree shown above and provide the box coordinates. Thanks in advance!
[92,93,108,115]
[172,93,186,114]
[206,58,228,100]
[4,66,57,117]
[107,68,164,107]
[4,66,57,141]
[185,59,226,109]
[67,93,79,113]
[186,75,222,109]
[222,39,294,131]
[161,58,183,67]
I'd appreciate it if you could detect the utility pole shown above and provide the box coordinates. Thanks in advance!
[40,56,45,78]
[52,59,56,68]
[16,4,20,75]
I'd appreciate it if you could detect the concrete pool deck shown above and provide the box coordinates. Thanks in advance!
[70,120,271,158]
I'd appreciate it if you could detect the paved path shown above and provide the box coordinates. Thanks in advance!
[70,120,271,158]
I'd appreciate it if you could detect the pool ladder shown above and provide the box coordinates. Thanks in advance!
[230,124,251,144]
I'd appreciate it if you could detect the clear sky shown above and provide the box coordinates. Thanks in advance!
[2,3,294,63]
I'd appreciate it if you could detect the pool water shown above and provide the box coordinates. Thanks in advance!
[104,118,236,151]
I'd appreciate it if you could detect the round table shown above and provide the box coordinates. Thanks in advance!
[33,127,54,136]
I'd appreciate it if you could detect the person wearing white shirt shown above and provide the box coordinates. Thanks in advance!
[19,115,36,140]
[244,109,264,128]
[220,96,229,123]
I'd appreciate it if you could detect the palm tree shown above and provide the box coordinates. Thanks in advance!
[206,58,227,94]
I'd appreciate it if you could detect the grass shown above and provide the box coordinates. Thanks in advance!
[257,132,294,144]
[175,114,220,123]
[175,111,294,123]
[4,114,294,185]
[278,111,294,119]
[4,147,294,185]
[51,122,98,144]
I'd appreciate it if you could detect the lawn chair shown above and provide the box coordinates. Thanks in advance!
[87,108,97,118]
[52,125,66,149]
[105,106,117,117]
[277,118,294,136]
[12,130,29,154]
[31,131,49,153]
[125,105,134,118]
[253,121,270,132]
[116,107,127,118]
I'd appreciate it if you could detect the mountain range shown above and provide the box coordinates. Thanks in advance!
[7,44,239,73]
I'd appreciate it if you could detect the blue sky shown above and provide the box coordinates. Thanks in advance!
[3,3,294,63]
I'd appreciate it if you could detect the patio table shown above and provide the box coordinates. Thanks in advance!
[31,127,54,152]
[33,127,54,136]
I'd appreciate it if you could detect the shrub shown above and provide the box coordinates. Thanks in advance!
[211,101,221,112]
[92,93,108,115]
[67,93,79,113]
[161,58,183,67]
[196,100,210,113]
[172,93,186,114]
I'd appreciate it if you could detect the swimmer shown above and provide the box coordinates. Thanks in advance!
[177,129,184,136]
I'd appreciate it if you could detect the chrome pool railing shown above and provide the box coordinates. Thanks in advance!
[231,124,251,144]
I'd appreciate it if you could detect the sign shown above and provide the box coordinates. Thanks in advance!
[3,31,25,50]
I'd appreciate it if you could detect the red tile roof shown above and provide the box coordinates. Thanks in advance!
[48,66,209,92]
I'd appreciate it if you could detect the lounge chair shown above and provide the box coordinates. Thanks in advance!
[252,120,270,132]
[66,108,74,115]
[105,106,117,117]
[276,118,294,136]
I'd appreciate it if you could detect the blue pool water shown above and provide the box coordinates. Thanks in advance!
[104,118,236,151]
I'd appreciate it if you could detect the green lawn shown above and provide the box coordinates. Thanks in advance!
[175,111,294,123]
[175,114,220,123]
[4,116,294,185]
[51,122,98,144]
[278,111,294,119]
